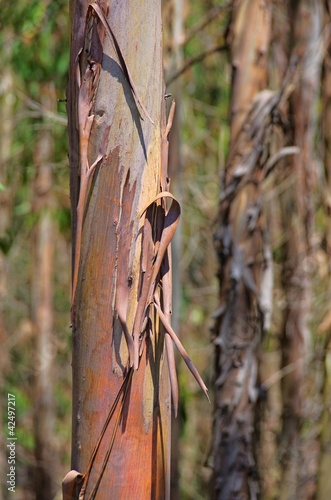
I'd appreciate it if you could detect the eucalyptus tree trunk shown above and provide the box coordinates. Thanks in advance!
[31,83,57,500]
[316,5,331,497]
[278,2,322,498]
[66,1,171,498]
[212,1,272,498]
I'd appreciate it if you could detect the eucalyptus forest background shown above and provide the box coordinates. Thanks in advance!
[1,1,331,499]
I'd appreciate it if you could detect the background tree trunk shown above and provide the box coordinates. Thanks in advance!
[212,1,272,498]
[163,1,184,498]
[67,1,171,497]
[0,28,15,500]
[278,2,322,498]
[315,3,331,498]
[32,83,57,500]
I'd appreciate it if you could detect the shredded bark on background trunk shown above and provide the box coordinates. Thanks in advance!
[212,1,272,498]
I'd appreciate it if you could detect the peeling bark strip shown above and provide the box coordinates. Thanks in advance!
[66,2,208,498]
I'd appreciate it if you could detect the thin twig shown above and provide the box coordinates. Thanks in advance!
[265,146,300,177]
[13,87,67,125]
[166,44,227,86]
[261,357,308,391]
[183,2,231,46]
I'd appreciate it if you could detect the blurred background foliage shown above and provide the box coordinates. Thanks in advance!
[1,0,331,499]
[0,1,72,498]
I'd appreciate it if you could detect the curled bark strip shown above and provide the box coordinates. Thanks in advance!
[154,293,210,403]
[149,196,180,288]
[130,192,180,370]
[141,192,181,293]
[71,152,103,320]
[165,333,178,416]
[141,191,178,215]
[140,189,209,409]
[90,2,154,125]
[132,206,155,368]
[161,250,179,417]
[62,470,83,500]
[161,101,175,191]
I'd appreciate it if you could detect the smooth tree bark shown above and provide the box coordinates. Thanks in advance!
[65,2,208,499]
[277,2,322,498]
[31,83,57,500]
[212,1,273,498]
